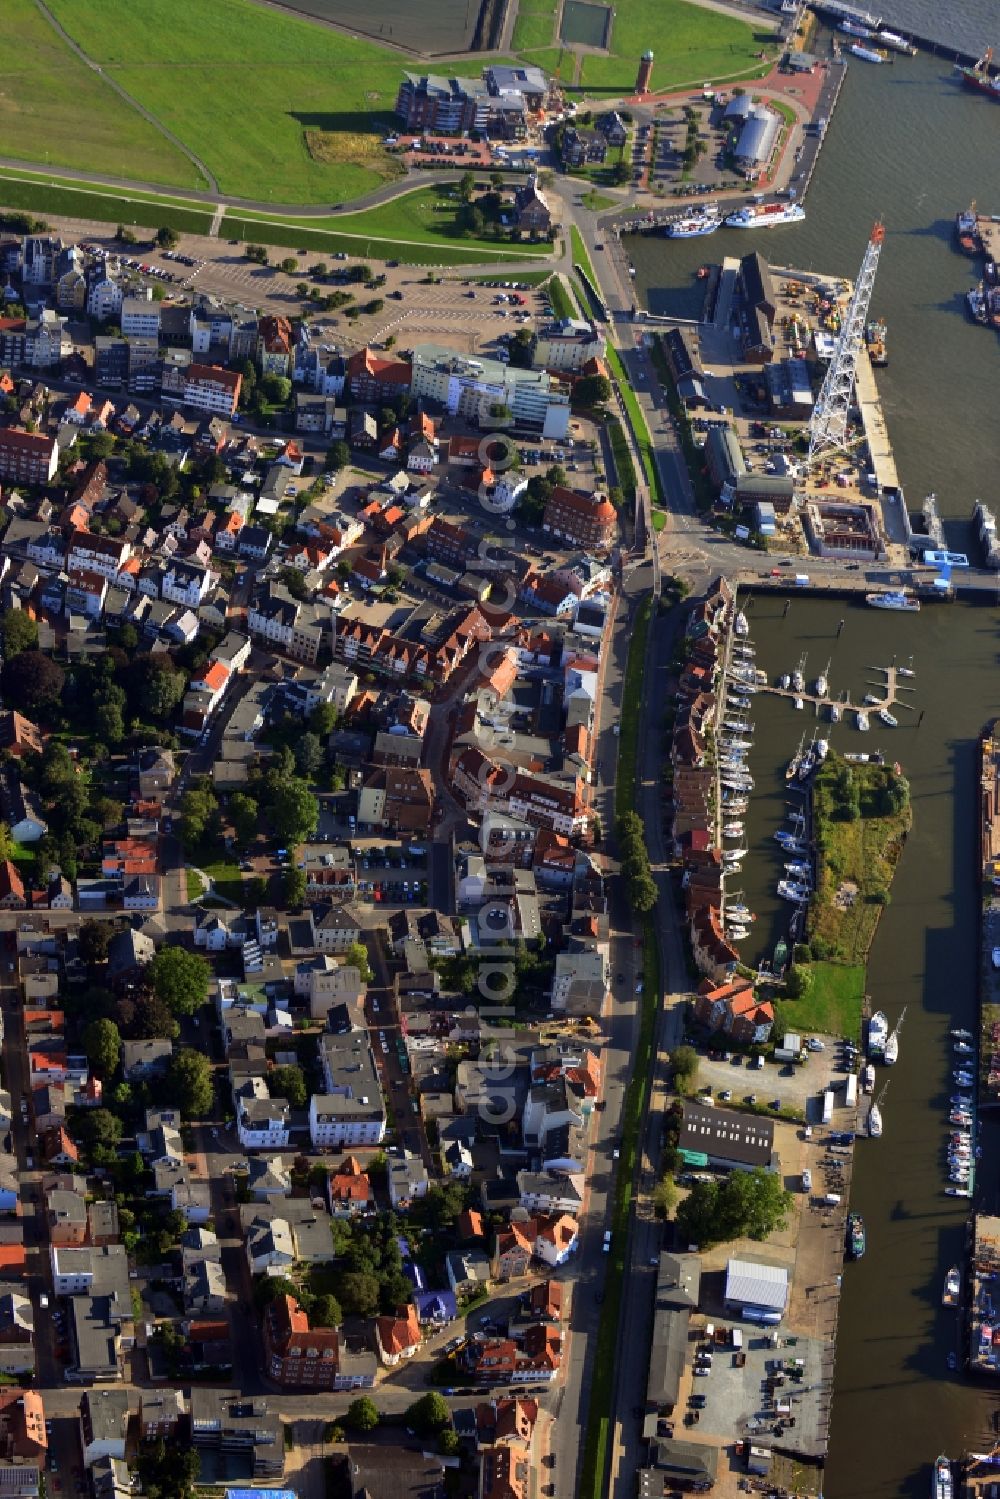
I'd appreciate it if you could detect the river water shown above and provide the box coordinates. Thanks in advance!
[625,31,1000,1499]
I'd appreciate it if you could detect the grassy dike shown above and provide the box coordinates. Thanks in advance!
[580,596,660,1499]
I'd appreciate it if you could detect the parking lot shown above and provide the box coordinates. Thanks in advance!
[673,1318,828,1459]
[690,1040,846,1119]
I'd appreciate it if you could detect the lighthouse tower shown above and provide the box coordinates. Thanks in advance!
[635,50,654,94]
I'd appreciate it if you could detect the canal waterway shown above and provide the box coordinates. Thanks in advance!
[625,29,1000,1498]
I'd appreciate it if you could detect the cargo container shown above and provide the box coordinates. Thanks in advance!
[845,1073,858,1108]
[821,1089,834,1124]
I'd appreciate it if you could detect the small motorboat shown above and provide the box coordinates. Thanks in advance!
[722,822,745,838]
[779,674,791,690]
[951,1029,973,1040]
[857,711,870,732]
[830,702,842,723]
[945,1186,972,1197]
[724,848,748,863]
[878,708,898,728]
[947,1352,958,1371]
[727,925,751,942]
[864,693,881,706]
[954,1041,974,1055]
[897,666,915,678]
[794,697,805,711]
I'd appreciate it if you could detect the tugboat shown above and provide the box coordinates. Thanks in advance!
[933,1456,953,1499]
[846,1212,866,1259]
[865,318,888,365]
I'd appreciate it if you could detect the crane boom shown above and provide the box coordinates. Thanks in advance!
[808,220,885,468]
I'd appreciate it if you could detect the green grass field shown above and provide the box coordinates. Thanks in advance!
[0,169,214,236]
[1,0,204,188]
[578,0,775,94]
[44,0,419,203]
[512,0,557,52]
[775,962,865,1042]
[224,183,555,264]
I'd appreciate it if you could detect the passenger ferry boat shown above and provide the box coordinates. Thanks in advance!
[724,202,805,230]
[866,591,921,612]
[666,208,720,239]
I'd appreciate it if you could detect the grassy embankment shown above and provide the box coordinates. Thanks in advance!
[0,0,205,188]
[577,0,777,94]
[511,0,558,51]
[0,169,214,237]
[224,184,552,262]
[579,597,660,1499]
[775,756,911,1041]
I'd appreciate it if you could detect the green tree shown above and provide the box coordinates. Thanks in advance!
[76,1107,123,1154]
[267,777,319,844]
[326,441,350,472]
[1,651,65,715]
[129,991,180,1042]
[784,964,813,1000]
[279,257,298,274]
[83,1018,121,1079]
[140,660,187,722]
[438,1429,460,1457]
[311,1292,342,1327]
[282,866,307,910]
[458,171,476,203]
[1,609,38,658]
[343,940,373,983]
[294,732,323,779]
[79,920,111,966]
[229,792,259,849]
[138,1439,200,1499]
[269,1064,307,1109]
[405,1392,451,1437]
[0,825,16,863]
[253,1276,300,1308]
[147,947,211,1017]
[277,566,310,603]
[338,1270,381,1317]
[653,1176,678,1219]
[669,1045,699,1097]
[166,1047,214,1119]
[260,374,292,406]
[155,226,179,250]
[676,1167,792,1247]
[345,1397,379,1433]
[575,373,612,406]
[309,702,338,737]
[179,781,220,850]
[95,701,125,745]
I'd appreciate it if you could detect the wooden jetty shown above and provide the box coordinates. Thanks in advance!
[760,663,916,719]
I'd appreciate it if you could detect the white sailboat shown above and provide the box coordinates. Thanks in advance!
[792,654,806,693]
[815,659,831,697]
[868,1078,888,1138]
[884,1007,905,1066]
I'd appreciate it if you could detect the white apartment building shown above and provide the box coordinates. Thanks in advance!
[410,344,569,439]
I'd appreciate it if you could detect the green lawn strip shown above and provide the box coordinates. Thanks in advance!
[651,510,667,531]
[547,275,577,321]
[201,859,243,903]
[606,415,637,503]
[0,0,204,190]
[512,8,556,49]
[223,214,540,265]
[185,869,207,901]
[569,224,598,287]
[227,186,551,256]
[583,599,657,1498]
[582,190,619,212]
[0,174,214,236]
[0,167,212,211]
[615,596,651,818]
[774,962,865,1043]
[576,0,774,94]
[604,342,664,503]
[469,269,554,286]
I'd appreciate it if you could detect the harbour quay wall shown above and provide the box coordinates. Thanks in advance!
[809,0,991,66]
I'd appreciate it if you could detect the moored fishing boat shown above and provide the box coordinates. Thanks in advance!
[850,41,889,62]
[865,591,920,612]
[846,1213,866,1259]
[868,1010,888,1058]
[868,1101,882,1137]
